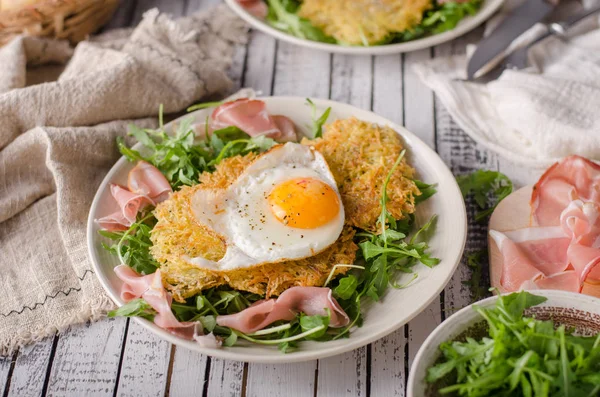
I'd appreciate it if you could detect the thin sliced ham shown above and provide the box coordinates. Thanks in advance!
[128,161,172,203]
[211,98,297,142]
[492,157,600,293]
[216,287,349,334]
[97,161,172,231]
[114,265,219,347]
[237,0,268,19]
[532,155,600,226]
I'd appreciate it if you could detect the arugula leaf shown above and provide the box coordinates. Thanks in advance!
[108,298,156,321]
[414,180,437,205]
[299,311,330,340]
[334,274,358,300]
[187,100,225,112]
[99,213,159,275]
[456,170,513,221]
[266,0,335,43]
[461,250,488,301]
[306,98,331,138]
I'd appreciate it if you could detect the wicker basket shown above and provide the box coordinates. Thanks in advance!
[0,0,119,46]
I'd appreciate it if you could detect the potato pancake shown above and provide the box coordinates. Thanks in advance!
[151,118,422,301]
[298,0,432,45]
[302,118,421,232]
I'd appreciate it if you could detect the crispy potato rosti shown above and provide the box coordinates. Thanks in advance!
[302,118,421,232]
[298,0,432,45]
[152,118,421,301]
[151,153,357,302]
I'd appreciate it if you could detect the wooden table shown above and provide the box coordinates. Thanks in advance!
[0,1,542,396]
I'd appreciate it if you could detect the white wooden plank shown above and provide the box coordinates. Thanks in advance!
[370,53,407,397]
[186,0,221,13]
[371,329,406,397]
[433,27,498,313]
[244,32,277,95]
[316,53,373,397]
[402,48,443,369]
[372,54,403,124]
[7,337,53,397]
[317,349,367,397]
[131,0,186,26]
[46,319,127,396]
[168,346,209,397]
[0,355,13,396]
[371,52,407,396]
[246,363,315,397]
[116,321,171,397]
[272,42,331,98]
[206,359,245,397]
[330,54,372,109]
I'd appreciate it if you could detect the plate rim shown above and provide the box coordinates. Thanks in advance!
[86,96,467,363]
[223,0,504,55]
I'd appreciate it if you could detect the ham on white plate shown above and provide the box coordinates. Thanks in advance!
[210,98,298,142]
[491,155,600,293]
[115,265,221,347]
[217,286,350,333]
[236,0,268,19]
[96,161,172,231]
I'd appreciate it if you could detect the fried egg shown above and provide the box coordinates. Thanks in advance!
[188,143,345,271]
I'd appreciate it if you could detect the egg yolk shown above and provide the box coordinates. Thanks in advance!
[268,178,340,229]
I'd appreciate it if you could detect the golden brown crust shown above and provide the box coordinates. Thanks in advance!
[302,117,421,232]
[152,119,421,301]
[298,0,432,45]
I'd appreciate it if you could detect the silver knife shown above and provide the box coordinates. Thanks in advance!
[467,0,559,80]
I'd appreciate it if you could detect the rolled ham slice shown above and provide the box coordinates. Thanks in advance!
[211,98,297,142]
[114,265,220,347]
[531,155,600,226]
[128,161,172,204]
[97,162,172,231]
[216,287,349,333]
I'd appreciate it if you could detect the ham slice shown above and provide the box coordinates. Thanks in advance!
[532,155,600,226]
[237,0,268,19]
[211,99,297,142]
[114,265,220,347]
[492,155,600,293]
[216,287,349,333]
[128,161,172,204]
[97,162,172,231]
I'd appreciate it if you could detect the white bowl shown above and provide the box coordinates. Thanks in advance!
[407,290,600,397]
[224,0,504,55]
[87,96,467,363]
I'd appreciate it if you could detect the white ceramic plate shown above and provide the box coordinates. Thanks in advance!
[407,290,600,397]
[87,97,467,363]
[224,0,504,55]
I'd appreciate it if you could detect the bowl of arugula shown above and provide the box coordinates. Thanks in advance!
[224,0,504,55]
[407,290,600,397]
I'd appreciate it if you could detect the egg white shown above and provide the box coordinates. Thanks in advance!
[188,143,345,271]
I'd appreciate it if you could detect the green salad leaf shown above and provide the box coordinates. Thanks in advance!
[427,291,600,396]
[118,106,276,189]
[99,213,159,275]
[457,170,513,221]
[306,98,331,139]
[266,0,336,43]
[108,298,157,321]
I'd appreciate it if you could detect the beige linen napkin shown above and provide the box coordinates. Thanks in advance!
[0,5,247,356]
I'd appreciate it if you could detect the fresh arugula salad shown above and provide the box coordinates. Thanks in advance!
[427,291,600,396]
[100,99,440,352]
[264,0,483,47]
